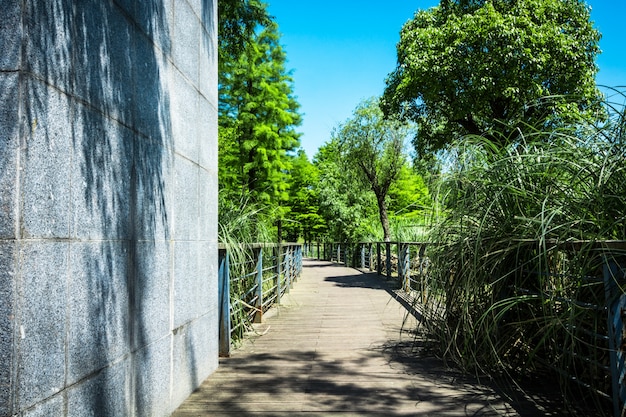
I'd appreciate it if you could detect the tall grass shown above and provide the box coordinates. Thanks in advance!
[420,91,626,413]
[218,192,274,341]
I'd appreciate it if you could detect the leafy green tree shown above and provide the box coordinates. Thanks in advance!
[283,150,326,242]
[382,0,602,155]
[218,0,271,58]
[334,97,413,242]
[219,17,301,205]
[387,164,430,219]
[314,139,379,243]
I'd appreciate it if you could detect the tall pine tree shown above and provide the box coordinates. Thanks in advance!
[219,17,301,205]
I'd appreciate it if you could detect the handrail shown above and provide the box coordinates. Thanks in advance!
[218,243,303,357]
[305,239,626,416]
[218,242,302,250]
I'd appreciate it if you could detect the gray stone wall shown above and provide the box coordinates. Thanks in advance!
[0,1,218,416]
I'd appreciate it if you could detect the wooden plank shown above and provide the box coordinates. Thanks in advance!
[172,260,523,416]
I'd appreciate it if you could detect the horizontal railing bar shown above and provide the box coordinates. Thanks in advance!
[219,242,302,250]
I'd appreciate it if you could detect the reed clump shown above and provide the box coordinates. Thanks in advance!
[421,91,626,413]
[218,193,274,342]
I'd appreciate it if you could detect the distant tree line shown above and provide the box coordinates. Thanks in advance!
[218,0,430,244]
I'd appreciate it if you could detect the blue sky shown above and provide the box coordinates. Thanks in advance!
[266,1,626,159]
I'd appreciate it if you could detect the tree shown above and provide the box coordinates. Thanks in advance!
[218,0,271,58]
[219,18,301,205]
[283,150,326,242]
[382,0,602,155]
[314,139,379,243]
[335,98,412,242]
[387,164,430,219]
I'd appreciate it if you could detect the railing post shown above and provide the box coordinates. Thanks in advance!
[377,243,382,276]
[349,243,354,268]
[276,244,283,305]
[290,245,297,283]
[337,243,341,264]
[349,243,353,267]
[317,241,320,260]
[218,249,231,357]
[254,247,264,323]
[361,244,365,269]
[399,243,410,291]
[418,244,427,302]
[385,242,392,278]
[604,252,626,417]
[285,245,292,291]
[294,244,302,278]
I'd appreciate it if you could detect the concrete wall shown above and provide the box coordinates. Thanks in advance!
[0,1,218,415]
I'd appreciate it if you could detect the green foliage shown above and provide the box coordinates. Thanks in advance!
[218,191,274,246]
[314,139,380,242]
[419,93,626,409]
[333,97,414,241]
[388,164,430,219]
[310,99,432,243]
[219,7,301,206]
[383,0,603,155]
[218,0,271,58]
[283,149,327,242]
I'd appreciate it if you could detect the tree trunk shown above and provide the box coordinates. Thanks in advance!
[376,195,391,242]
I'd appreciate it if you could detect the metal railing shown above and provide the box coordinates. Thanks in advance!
[218,243,303,356]
[308,240,626,417]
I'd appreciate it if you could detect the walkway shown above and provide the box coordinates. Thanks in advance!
[172,260,528,416]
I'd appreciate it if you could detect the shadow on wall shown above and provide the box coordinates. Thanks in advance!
[12,0,216,415]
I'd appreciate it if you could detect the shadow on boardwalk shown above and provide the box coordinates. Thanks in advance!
[173,260,573,417]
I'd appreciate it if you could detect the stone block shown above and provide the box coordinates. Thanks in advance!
[67,242,130,385]
[172,156,199,240]
[197,97,218,172]
[186,0,202,23]
[132,241,170,349]
[191,313,219,384]
[113,0,134,18]
[73,0,134,125]
[0,242,17,417]
[169,67,199,162]
[133,337,171,417]
[134,138,172,241]
[23,1,72,92]
[133,33,167,141]
[172,241,200,328]
[17,242,68,409]
[196,0,217,33]
[67,360,129,417]
[0,73,19,239]
[0,0,22,71]
[135,0,173,55]
[198,241,218,315]
[172,0,199,85]
[71,104,133,240]
[198,169,217,242]
[22,394,63,417]
[21,79,72,239]
[197,19,217,106]
[171,314,218,407]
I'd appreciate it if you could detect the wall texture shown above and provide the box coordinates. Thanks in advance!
[0,1,218,415]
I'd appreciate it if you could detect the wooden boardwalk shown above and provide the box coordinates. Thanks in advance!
[172,260,534,416]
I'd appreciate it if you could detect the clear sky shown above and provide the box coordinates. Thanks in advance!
[266,0,626,159]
